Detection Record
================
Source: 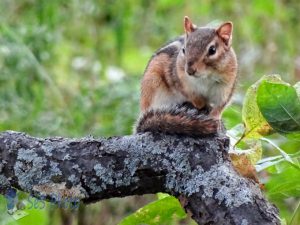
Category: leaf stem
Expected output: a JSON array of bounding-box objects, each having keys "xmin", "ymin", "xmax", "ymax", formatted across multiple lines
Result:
[{"xmin": 260, "ymin": 137, "xmax": 300, "ymax": 171}]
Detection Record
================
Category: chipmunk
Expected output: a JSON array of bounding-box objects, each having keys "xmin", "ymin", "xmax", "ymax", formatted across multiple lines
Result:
[{"xmin": 135, "ymin": 16, "xmax": 238, "ymax": 136}]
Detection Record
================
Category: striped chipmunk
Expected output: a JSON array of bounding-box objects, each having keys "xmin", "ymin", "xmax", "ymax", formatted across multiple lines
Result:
[{"xmin": 135, "ymin": 16, "xmax": 238, "ymax": 136}]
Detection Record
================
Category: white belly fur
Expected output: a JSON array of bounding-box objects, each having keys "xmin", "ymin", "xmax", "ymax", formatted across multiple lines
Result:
[
  {"xmin": 185, "ymin": 74, "xmax": 228, "ymax": 108},
  {"xmin": 151, "ymin": 74, "xmax": 229, "ymax": 110}
]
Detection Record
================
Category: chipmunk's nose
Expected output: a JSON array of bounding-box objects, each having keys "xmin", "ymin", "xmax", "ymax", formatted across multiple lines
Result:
[
  {"xmin": 186, "ymin": 61, "xmax": 196, "ymax": 76},
  {"xmin": 187, "ymin": 67, "xmax": 196, "ymax": 76}
]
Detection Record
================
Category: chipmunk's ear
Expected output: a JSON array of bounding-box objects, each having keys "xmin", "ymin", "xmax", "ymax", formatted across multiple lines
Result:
[
  {"xmin": 184, "ymin": 16, "xmax": 196, "ymax": 34},
  {"xmin": 217, "ymin": 22, "xmax": 233, "ymax": 47}
]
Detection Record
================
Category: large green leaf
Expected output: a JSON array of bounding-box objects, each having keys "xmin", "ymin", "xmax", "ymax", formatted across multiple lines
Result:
[
  {"xmin": 257, "ymin": 81, "xmax": 300, "ymax": 133},
  {"xmin": 242, "ymin": 75, "xmax": 279, "ymax": 139},
  {"xmin": 15, "ymin": 203, "xmax": 48, "ymax": 225},
  {"xmin": 118, "ymin": 196, "xmax": 186, "ymax": 225}
]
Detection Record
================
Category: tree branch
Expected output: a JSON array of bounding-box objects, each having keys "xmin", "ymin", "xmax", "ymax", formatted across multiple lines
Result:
[{"xmin": 0, "ymin": 131, "xmax": 280, "ymax": 224}]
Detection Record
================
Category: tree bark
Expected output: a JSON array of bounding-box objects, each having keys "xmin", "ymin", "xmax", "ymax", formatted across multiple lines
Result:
[{"xmin": 0, "ymin": 131, "xmax": 280, "ymax": 225}]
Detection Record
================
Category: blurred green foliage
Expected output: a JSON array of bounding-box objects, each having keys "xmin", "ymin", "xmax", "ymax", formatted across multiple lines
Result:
[
  {"xmin": 0, "ymin": 0, "xmax": 300, "ymax": 224},
  {"xmin": 118, "ymin": 195, "xmax": 186, "ymax": 225}
]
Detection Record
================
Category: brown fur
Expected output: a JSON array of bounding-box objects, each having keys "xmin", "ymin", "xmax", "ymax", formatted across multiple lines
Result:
[
  {"xmin": 137, "ymin": 16, "xmax": 238, "ymax": 136},
  {"xmin": 140, "ymin": 53, "xmax": 173, "ymax": 111},
  {"xmin": 135, "ymin": 105, "xmax": 218, "ymax": 136}
]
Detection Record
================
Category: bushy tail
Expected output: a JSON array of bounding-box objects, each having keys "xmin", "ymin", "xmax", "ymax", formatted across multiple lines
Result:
[{"xmin": 135, "ymin": 105, "xmax": 219, "ymax": 137}]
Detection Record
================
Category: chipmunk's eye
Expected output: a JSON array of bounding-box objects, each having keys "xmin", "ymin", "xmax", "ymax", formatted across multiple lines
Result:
[
  {"xmin": 208, "ymin": 45, "xmax": 216, "ymax": 56},
  {"xmin": 182, "ymin": 48, "xmax": 185, "ymax": 54}
]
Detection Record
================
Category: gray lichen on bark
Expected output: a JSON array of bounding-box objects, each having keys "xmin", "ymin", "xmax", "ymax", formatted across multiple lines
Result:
[{"xmin": 0, "ymin": 130, "xmax": 280, "ymax": 225}]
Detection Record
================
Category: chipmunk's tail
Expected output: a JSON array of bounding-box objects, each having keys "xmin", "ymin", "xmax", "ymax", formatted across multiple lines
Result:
[{"xmin": 135, "ymin": 105, "xmax": 219, "ymax": 137}]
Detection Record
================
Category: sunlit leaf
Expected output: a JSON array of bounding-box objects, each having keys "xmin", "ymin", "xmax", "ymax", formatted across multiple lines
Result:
[
  {"xmin": 0, "ymin": 194, "xmax": 48, "ymax": 225},
  {"xmin": 257, "ymin": 80, "xmax": 300, "ymax": 133},
  {"xmin": 242, "ymin": 75, "xmax": 280, "ymax": 139},
  {"xmin": 16, "ymin": 199, "xmax": 48, "ymax": 225},
  {"xmin": 118, "ymin": 196, "xmax": 186, "ymax": 225},
  {"xmin": 156, "ymin": 193, "xmax": 170, "ymax": 200}
]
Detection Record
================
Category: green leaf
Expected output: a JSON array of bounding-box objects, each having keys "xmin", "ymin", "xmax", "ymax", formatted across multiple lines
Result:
[
  {"xmin": 286, "ymin": 132, "xmax": 300, "ymax": 140},
  {"xmin": 118, "ymin": 196, "xmax": 186, "ymax": 225},
  {"xmin": 266, "ymin": 165, "xmax": 300, "ymax": 200},
  {"xmin": 223, "ymin": 105, "xmax": 243, "ymax": 130},
  {"xmin": 257, "ymin": 80, "xmax": 300, "ymax": 133},
  {"xmin": 242, "ymin": 75, "xmax": 279, "ymax": 139},
  {"xmin": 156, "ymin": 193, "xmax": 170, "ymax": 200},
  {"xmin": 15, "ymin": 199, "xmax": 48, "ymax": 225},
  {"xmin": 0, "ymin": 194, "xmax": 48, "ymax": 225}
]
